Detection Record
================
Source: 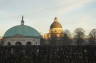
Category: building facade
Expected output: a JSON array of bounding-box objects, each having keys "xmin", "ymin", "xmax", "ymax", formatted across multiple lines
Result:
[
  {"xmin": 43, "ymin": 17, "xmax": 65, "ymax": 45},
  {"xmin": 43, "ymin": 17, "xmax": 64, "ymax": 39}
]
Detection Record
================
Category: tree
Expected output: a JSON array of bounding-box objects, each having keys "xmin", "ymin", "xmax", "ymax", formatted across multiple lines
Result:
[
  {"xmin": 63, "ymin": 30, "xmax": 72, "ymax": 45},
  {"xmin": 73, "ymin": 28, "xmax": 85, "ymax": 45},
  {"xmin": 89, "ymin": 29, "xmax": 96, "ymax": 45},
  {"xmin": 64, "ymin": 30, "xmax": 71, "ymax": 38}
]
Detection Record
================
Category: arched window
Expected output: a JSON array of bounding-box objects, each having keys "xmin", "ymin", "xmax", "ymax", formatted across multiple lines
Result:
[
  {"xmin": 26, "ymin": 42, "xmax": 32, "ymax": 45},
  {"xmin": 7, "ymin": 42, "xmax": 11, "ymax": 46},
  {"xmin": 15, "ymin": 42, "xmax": 22, "ymax": 45},
  {"xmin": 36, "ymin": 42, "xmax": 39, "ymax": 45}
]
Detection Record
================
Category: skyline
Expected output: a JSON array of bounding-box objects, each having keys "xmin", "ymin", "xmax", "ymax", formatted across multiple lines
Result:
[{"xmin": 0, "ymin": 0, "xmax": 96, "ymax": 37}]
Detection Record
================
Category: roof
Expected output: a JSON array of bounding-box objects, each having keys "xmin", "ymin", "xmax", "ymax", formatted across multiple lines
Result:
[
  {"xmin": 3, "ymin": 25, "xmax": 41, "ymax": 38},
  {"xmin": 50, "ymin": 17, "xmax": 62, "ymax": 29}
]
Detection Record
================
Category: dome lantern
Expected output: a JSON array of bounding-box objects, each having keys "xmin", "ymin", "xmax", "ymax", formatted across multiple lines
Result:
[
  {"xmin": 21, "ymin": 16, "xmax": 24, "ymax": 25},
  {"xmin": 54, "ymin": 17, "xmax": 59, "ymax": 22}
]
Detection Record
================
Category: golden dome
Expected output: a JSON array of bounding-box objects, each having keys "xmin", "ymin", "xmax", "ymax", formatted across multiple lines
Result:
[{"xmin": 50, "ymin": 17, "xmax": 62, "ymax": 29}]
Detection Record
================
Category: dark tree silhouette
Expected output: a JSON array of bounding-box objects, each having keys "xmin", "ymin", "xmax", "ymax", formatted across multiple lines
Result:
[
  {"xmin": 50, "ymin": 36, "xmax": 57, "ymax": 46},
  {"xmin": 64, "ymin": 30, "xmax": 71, "ymax": 38},
  {"xmin": 89, "ymin": 29, "xmax": 96, "ymax": 45},
  {"xmin": 74, "ymin": 28, "xmax": 85, "ymax": 45},
  {"xmin": 63, "ymin": 30, "xmax": 72, "ymax": 45},
  {"xmin": 40, "ymin": 37, "xmax": 46, "ymax": 45}
]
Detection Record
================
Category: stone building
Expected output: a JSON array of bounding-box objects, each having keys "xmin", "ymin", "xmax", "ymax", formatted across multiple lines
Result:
[
  {"xmin": 44, "ymin": 17, "xmax": 64, "ymax": 39},
  {"xmin": 2, "ymin": 16, "xmax": 41, "ymax": 45},
  {"xmin": 43, "ymin": 17, "xmax": 64, "ymax": 45}
]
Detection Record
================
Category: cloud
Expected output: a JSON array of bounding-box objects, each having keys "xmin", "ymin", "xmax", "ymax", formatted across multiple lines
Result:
[
  {"xmin": 78, "ymin": 16, "xmax": 96, "ymax": 28},
  {"xmin": 55, "ymin": 0, "xmax": 93, "ymax": 15},
  {"xmin": 66, "ymin": 15, "xmax": 96, "ymax": 34},
  {"xmin": 0, "ymin": 0, "xmax": 95, "ymax": 37}
]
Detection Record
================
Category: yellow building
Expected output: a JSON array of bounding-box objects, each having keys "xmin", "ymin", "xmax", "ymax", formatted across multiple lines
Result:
[{"xmin": 43, "ymin": 17, "xmax": 64, "ymax": 40}]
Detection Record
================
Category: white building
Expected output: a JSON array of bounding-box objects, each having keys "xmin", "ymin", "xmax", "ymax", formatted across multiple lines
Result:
[{"xmin": 2, "ymin": 16, "xmax": 41, "ymax": 46}]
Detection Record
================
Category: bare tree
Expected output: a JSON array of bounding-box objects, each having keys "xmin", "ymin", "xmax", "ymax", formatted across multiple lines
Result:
[
  {"xmin": 74, "ymin": 28, "xmax": 85, "ymax": 45},
  {"xmin": 64, "ymin": 30, "xmax": 71, "ymax": 38},
  {"xmin": 89, "ymin": 29, "xmax": 96, "ymax": 45},
  {"xmin": 63, "ymin": 30, "xmax": 72, "ymax": 45}
]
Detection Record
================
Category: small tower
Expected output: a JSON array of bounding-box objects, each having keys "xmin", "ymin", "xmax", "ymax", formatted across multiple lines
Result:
[{"xmin": 21, "ymin": 16, "xmax": 24, "ymax": 25}]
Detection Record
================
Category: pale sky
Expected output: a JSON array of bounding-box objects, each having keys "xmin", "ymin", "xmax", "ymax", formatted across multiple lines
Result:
[{"xmin": 0, "ymin": 0, "xmax": 96, "ymax": 37}]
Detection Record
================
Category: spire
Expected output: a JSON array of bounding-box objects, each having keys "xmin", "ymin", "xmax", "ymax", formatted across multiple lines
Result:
[
  {"xmin": 54, "ymin": 17, "xmax": 59, "ymax": 22},
  {"xmin": 21, "ymin": 16, "xmax": 24, "ymax": 25}
]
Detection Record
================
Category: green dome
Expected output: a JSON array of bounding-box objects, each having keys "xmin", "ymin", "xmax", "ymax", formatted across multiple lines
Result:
[{"xmin": 4, "ymin": 25, "xmax": 41, "ymax": 38}]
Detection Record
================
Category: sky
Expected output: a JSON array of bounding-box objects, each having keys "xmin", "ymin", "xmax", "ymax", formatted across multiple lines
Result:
[{"xmin": 0, "ymin": 0, "xmax": 96, "ymax": 37}]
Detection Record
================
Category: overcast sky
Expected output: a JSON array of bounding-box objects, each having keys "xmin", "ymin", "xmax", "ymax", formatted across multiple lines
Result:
[{"xmin": 0, "ymin": 0, "xmax": 96, "ymax": 37}]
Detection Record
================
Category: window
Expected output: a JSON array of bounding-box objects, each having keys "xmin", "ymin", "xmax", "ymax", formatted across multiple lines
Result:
[
  {"xmin": 15, "ymin": 42, "xmax": 22, "ymax": 45},
  {"xmin": 7, "ymin": 42, "xmax": 11, "ymax": 46},
  {"xmin": 26, "ymin": 42, "xmax": 32, "ymax": 45}
]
